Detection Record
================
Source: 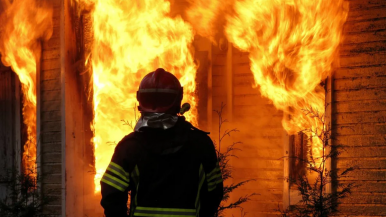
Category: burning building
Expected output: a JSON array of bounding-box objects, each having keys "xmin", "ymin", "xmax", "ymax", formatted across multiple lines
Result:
[{"xmin": 0, "ymin": 0, "xmax": 385, "ymax": 216}]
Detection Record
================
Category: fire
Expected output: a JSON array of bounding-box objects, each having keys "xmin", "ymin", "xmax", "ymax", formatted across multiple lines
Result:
[
  {"xmin": 0, "ymin": 0, "xmax": 52, "ymax": 174},
  {"xmin": 224, "ymin": 0, "xmax": 348, "ymax": 164},
  {"xmin": 86, "ymin": 0, "xmax": 347, "ymax": 191},
  {"xmin": 86, "ymin": 0, "xmax": 197, "ymax": 192},
  {"xmin": 188, "ymin": 0, "xmax": 348, "ymax": 165},
  {"xmin": 186, "ymin": 0, "xmax": 230, "ymax": 41}
]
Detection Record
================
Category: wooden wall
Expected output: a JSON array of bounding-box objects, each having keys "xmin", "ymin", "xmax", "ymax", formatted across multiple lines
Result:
[
  {"xmin": 40, "ymin": 0, "xmax": 95, "ymax": 216},
  {"xmin": 210, "ymin": 44, "xmax": 284, "ymax": 216},
  {"xmin": 333, "ymin": 0, "xmax": 386, "ymax": 215},
  {"xmin": 40, "ymin": 0, "xmax": 62, "ymax": 215},
  {"xmin": 231, "ymin": 50, "xmax": 284, "ymax": 217}
]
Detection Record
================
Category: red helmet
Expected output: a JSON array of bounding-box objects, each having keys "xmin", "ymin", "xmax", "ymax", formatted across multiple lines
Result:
[{"xmin": 137, "ymin": 68, "xmax": 183, "ymax": 113}]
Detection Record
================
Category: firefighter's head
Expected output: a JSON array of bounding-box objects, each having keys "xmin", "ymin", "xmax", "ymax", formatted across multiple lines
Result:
[{"xmin": 137, "ymin": 68, "xmax": 183, "ymax": 114}]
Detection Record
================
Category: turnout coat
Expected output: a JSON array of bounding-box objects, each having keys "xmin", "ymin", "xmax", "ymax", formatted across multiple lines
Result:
[{"xmin": 100, "ymin": 117, "xmax": 223, "ymax": 217}]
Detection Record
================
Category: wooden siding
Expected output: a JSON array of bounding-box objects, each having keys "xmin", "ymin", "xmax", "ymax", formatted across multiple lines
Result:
[
  {"xmin": 334, "ymin": 0, "xmax": 386, "ymax": 215},
  {"xmin": 229, "ymin": 48, "xmax": 284, "ymax": 216},
  {"xmin": 40, "ymin": 0, "xmax": 62, "ymax": 215}
]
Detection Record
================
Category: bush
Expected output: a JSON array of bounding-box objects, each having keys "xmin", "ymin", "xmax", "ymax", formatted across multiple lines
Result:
[
  {"xmin": 0, "ymin": 167, "xmax": 50, "ymax": 217},
  {"xmin": 279, "ymin": 108, "xmax": 356, "ymax": 217},
  {"xmin": 213, "ymin": 103, "xmax": 256, "ymax": 217}
]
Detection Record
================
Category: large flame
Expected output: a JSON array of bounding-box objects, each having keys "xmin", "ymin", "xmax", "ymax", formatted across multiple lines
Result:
[
  {"xmin": 189, "ymin": 0, "xmax": 348, "ymax": 165},
  {"xmin": 225, "ymin": 0, "xmax": 348, "ymax": 164},
  {"xmin": 87, "ymin": 0, "xmax": 347, "ymax": 192},
  {"xmin": 0, "ymin": 0, "xmax": 52, "ymax": 174},
  {"xmin": 87, "ymin": 0, "xmax": 197, "ymax": 192}
]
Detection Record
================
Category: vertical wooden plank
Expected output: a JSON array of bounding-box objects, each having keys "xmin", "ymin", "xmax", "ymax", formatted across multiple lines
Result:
[
  {"xmin": 325, "ymin": 76, "xmax": 333, "ymax": 194},
  {"xmin": 207, "ymin": 43, "xmax": 212, "ymax": 132},
  {"xmin": 81, "ymin": 11, "xmax": 100, "ymax": 217},
  {"xmin": 36, "ymin": 43, "xmax": 42, "ymax": 189},
  {"xmin": 60, "ymin": 0, "xmax": 66, "ymax": 215},
  {"xmin": 207, "ymin": 43, "xmax": 213, "ymax": 132},
  {"xmin": 283, "ymin": 114, "xmax": 290, "ymax": 209},
  {"xmin": 62, "ymin": 0, "xmax": 96, "ymax": 215},
  {"xmin": 226, "ymin": 42, "xmax": 233, "ymax": 122},
  {"xmin": 14, "ymin": 75, "xmax": 22, "ymax": 174}
]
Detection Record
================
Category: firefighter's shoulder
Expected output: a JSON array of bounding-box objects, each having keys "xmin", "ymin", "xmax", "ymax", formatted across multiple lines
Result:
[
  {"xmin": 184, "ymin": 121, "xmax": 210, "ymax": 135},
  {"xmin": 114, "ymin": 132, "xmax": 141, "ymax": 153},
  {"xmin": 184, "ymin": 122, "xmax": 213, "ymax": 146}
]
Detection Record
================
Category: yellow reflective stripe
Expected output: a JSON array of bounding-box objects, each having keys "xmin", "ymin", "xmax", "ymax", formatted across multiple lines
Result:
[
  {"xmin": 208, "ymin": 177, "xmax": 223, "ymax": 186},
  {"xmin": 208, "ymin": 185, "xmax": 216, "ymax": 192},
  {"xmin": 107, "ymin": 167, "xmax": 129, "ymax": 182},
  {"xmin": 136, "ymin": 207, "xmax": 196, "ymax": 212},
  {"xmin": 207, "ymin": 172, "xmax": 221, "ymax": 182},
  {"xmin": 207, "ymin": 164, "xmax": 220, "ymax": 177},
  {"xmin": 208, "ymin": 179, "xmax": 223, "ymax": 192},
  {"xmin": 110, "ymin": 162, "xmax": 130, "ymax": 177},
  {"xmin": 134, "ymin": 165, "xmax": 139, "ymax": 176},
  {"xmin": 104, "ymin": 173, "xmax": 129, "ymax": 188},
  {"xmin": 101, "ymin": 178, "xmax": 125, "ymax": 192},
  {"xmin": 134, "ymin": 214, "xmax": 195, "ymax": 217},
  {"xmin": 131, "ymin": 165, "xmax": 140, "ymax": 206},
  {"xmin": 195, "ymin": 164, "xmax": 205, "ymax": 208},
  {"xmin": 134, "ymin": 206, "xmax": 196, "ymax": 217},
  {"xmin": 196, "ymin": 203, "xmax": 200, "ymax": 216}
]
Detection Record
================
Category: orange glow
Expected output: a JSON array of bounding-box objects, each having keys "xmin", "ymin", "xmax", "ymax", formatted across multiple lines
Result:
[
  {"xmin": 86, "ymin": 0, "xmax": 348, "ymax": 192},
  {"xmin": 188, "ymin": 0, "xmax": 348, "ymax": 165},
  {"xmin": 86, "ymin": 0, "xmax": 197, "ymax": 192},
  {"xmin": 186, "ymin": 0, "xmax": 232, "ymax": 41},
  {"xmin": 0, "ymin": 0, "xmax": 52, "ymax": 174},
  {"xmin": 224, "ymin": 0, "xmax": 348, "ymax": 165}
]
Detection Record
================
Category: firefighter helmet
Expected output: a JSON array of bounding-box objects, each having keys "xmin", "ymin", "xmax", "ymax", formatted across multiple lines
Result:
[{"xmin": 137, "ymin": 68, "xmax": 183, "ymax": 113}]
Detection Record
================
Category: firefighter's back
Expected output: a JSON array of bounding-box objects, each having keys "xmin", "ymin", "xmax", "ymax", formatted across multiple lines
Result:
[{"xmin": 120, "ymin": 119, "xmax": 210, "ymax": 215}]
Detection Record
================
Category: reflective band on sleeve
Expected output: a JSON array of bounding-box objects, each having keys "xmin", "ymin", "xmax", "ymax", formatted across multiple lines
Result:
[
  {"xmin": 101, "ymin": 178, "xmax": 126, "ymax": 192},
  {"xmin": 195, "ymin": 164, "xmax": 205, "ymax": 209},
  {"xmin": 131, "ymin": 165, "xmax": 140, "ymax": 207},
  {"xmin": 208, "ymin": 177, "xmax": 223, "ymax": 192},
  {"xmin": 131, "ymin": 165, "xmax": 139, "ymax": 184},
  {"xmin": 110, "ymin": 162, "xmax": 130, "ymax": 179},
  {"xmin": 208, "ymin": 175, "xmax": 223, "ymax": 187},
  {"xmin": 101, "ymin": 173, "xmax": 129, "ymax": 192},
  {"xmin": 107, "ymin": 167, "xmax": 130, "ymax": 182},
  {"xmin": 134, "ymin": 206, "xmax": 196, "ymax": 217},
  {"xmin": 207, "ymin": 165, "xmax": 220, "ymax": 178},
  {"xmin": 207, "ymin": 165, "xmax": 222, "ymax": 192},
  {"xmin": 207, "ymin": 172, "xmax": 221, "ymax": 182}
]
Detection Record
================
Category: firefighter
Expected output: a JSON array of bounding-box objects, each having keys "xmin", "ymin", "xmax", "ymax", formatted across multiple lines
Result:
[{"xmin": 100, "ymin": 68, "xmax": 223, "ymax": 217}]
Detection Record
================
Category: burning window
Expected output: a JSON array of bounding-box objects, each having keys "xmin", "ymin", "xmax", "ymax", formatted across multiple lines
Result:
[
  {"xmin": 0, "ymin": 0, "xmax": 53, "ymax": 176},
  {"xmin": 290, "ymin": 132, "xmax": 308, "ymax": 181},
  {"xmin": 0, "ymin": 63, "xmax": 22, "ymax": 179}
]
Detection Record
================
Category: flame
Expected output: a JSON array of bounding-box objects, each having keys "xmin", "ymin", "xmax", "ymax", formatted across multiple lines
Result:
[
  {"xmin": 186, "ymin": 0, "xmax": 232, "ymax": 41},
  {"xmin": 0, "ymin": 0, "xmax": 52, "ymax": 174},
  {"xmin": 86, "ymin": 0, "xmax": 197, "ymax": 192},
  {"xmin": 87, "ymin": 0, "xmax": 347, "ymax": 192},
  {"xmin": 224, "ymin": 0, "xmax": 348, "ymax": 165},
  {"xmin": 187, "ymin": 0, "xmax": 348, "ymax": 165}
]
